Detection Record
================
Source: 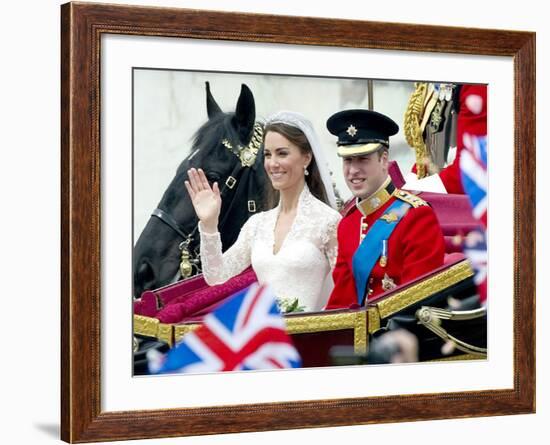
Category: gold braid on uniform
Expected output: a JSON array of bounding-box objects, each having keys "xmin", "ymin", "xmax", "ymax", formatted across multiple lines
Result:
[
  {"xmin": 394, "ymin": 189, "xmax": 428, "ymax": 208},
  {"xmin": 404, "ymin": 82, "xmax": 429, "ymax": 179}
]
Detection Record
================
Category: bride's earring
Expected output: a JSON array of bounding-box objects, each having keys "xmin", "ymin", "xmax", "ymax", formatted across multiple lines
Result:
[{"xmin": 304, "ymin": 165, "xmax": 309, "ymax": 176}]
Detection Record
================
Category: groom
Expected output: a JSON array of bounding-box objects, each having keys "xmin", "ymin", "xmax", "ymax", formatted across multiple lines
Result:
[{"xmin": 325, "ymin": 109, "xmax": 445, "ymax": 309}]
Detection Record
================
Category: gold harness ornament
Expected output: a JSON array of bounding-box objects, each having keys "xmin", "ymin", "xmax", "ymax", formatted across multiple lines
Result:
[
  {"xmin": 222, "ymin": 122, "xmax": 264, "ymax": 168},
  {"xmin": 179, "ymin": 245, "xmax": 193, "ymax": 278},
  {"xmin": 179, "ymin": 238, "xmax": 200, "ymax": 279}
]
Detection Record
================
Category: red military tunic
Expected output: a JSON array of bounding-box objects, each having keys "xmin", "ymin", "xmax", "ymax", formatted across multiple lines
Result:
[{"xmin": 326, "ymin": 182, "xmax": 445, "ymax": 309}]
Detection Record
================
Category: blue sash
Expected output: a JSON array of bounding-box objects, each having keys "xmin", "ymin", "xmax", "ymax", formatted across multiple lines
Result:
[{"xmin": 352, "ymin": 200, "xmax": 411, "ymax": 305}]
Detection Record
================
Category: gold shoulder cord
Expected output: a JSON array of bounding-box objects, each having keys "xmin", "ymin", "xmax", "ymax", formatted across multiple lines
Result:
[
  {"xmin": 404, "ymin": 82, "xmax": 429, "ymax": 179},
  {"xmin": 394, "ymin": 189, "xmax": 428, "ymax": 208}
]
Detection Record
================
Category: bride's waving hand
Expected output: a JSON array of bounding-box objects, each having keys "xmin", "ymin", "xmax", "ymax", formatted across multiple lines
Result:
[{"xmin": 184, "ymin": 167, "xmax": 221, "ymax": 233}]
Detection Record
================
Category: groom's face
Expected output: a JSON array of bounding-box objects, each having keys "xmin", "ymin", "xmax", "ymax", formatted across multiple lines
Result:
[{"xmin": 342, "ymin": 150, "xmax": 389, "ymax": 199}]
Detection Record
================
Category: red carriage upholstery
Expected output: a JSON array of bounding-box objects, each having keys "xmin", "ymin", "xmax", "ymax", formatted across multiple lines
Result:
[{"xmin": 134, "ymin": 267, "xmax": 258, "ymax": 320}]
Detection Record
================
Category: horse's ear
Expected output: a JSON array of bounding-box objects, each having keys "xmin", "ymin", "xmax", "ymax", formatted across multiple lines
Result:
[
  {"xmin": 206, "ymin": 81, "xmax": 222, "ymax": 119},
  {"xmin": 234, "ymin": 84, "xmax": 256, "ymax": 143}
]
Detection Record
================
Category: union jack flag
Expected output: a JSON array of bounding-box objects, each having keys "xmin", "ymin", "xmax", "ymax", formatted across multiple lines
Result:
[
  {"xmin": 148, "ymin": 283, "xmax": 301, "ymax": 374},
  {"xmin": 463, "ymin": 229, "xmax": 487, "ymax": 304},
  {"xmin": 460, "ymin": 133, "xmax": 488, "ymax": 227}
]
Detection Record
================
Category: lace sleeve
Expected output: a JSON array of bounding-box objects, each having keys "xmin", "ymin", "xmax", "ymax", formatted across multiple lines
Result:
[
  {"xmin": 199, "ymin": 215, "xmax": 256, "ymax": 285},
  {"xmin": 322, "ymin": 213, "xmax": 341, "ymax": 270}
]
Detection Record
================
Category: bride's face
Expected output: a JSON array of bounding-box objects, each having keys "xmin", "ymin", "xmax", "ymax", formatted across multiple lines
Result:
[{"xmin": 263, "ymin": 131, "xmax": 311, "ymax": 192}]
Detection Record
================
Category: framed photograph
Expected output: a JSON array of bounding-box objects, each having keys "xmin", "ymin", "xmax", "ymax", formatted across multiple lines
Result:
[
  {"xmin": 131, "ymin": 69, "xmax": 487, "ymax": 371},
  {"xmin": 61, "ymin": 1, "xmax": 535, "ymax": 442}
]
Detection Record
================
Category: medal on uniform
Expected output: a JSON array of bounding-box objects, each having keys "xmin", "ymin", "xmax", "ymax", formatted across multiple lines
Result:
[
  {"xmin": 381, "ymin": 273, "xmax": 396, "ymax": 291},
  {"xmin": 379, "ymin": 239, "xmax": 388, "ymax": 267},
  {"xmin": 360, "ymin": 216, "xmax": 368, "ymax": 242}
]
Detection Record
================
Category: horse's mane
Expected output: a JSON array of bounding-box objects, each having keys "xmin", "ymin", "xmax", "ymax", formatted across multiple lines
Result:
[{"xmin": 186, "ymin": 113, "xmax": 240, "ymax": 166}]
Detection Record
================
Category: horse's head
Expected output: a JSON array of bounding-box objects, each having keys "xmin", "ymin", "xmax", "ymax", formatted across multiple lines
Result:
[{"xmin": 133, "ymin": 82, "xmax": 267, "ymax": 298}]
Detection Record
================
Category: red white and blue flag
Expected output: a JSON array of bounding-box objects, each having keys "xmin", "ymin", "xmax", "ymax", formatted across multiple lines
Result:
[
  {"xmin": 148, "ymin": 283, "xmax": 301, "ymax": 374},
  {"xmin": 460, "ymin": 133, "xmax": 488, "ymax": 228},
  {"xmin": 463, "ymin": 229, "xmax": 488, "ymax": 303},
  {"xmin": 459, "ymin": 132, "xmax": 488, "ymax": 304}
]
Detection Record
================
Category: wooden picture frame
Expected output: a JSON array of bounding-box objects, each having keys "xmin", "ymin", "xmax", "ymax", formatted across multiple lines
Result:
[{"xmin": 61, "ymin": 1, "xmax": 535, "ymax": 442}]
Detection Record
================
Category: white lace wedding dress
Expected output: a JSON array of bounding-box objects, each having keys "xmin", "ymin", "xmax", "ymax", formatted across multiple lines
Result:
[{"xmin": 199, "ymin": 185, "xmax": 341, "ymax": 312}]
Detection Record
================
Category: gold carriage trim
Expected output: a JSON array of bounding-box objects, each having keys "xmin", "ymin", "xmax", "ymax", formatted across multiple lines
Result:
[
  {"xmin": 367, "ymin": 307, "xmax": 381, "ymax": 334},
  {"xmin": 173, "ymin": 310, "xmax": 369, "ymax": 354},
  {"xmin": 370, "ymin": 260, "xmax": 474, "ymax": 321},
  {"xmin": 157, "ymin": 323, "xmax": 174, "ymax": 346},
  {"xmin": 134, "ymin": 315, "xmax": 159, "ymax": 338},
  {"xmin": 416, "ymin": 306, "xmax": 487, "ymax": 357},
  {"xmin": 174, "ymin": 323, "xmax": 200, "ymax": 343},
  {"xmin": 429, "ymin": 353, "xmax": 486, "ymax": 362},
  {"xmin": 134, "ymin": 315, "xmax": 174, "ymax": 346},
  {"xmin": 285, "ymin": 310, "xmax": 368, "ymax": 354}
]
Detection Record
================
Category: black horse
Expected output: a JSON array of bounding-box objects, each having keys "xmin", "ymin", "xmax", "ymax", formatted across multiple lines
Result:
[{"xmin": 133, "ymin": 82, "xmax": 268, "ymax": 299}]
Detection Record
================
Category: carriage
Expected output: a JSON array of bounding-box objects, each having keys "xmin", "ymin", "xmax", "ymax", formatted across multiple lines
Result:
[
  {"xmin": 133, "ymin": 189, "xmax": 487, "ymax": 371},
  {"xmin": 132, "ymin": 82, "xmax": 487, "ymax": 373}
]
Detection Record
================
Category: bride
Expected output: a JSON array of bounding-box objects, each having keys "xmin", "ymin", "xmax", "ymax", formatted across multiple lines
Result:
[{"xmin": 185, "ymin": 111, "xmax": 341, "ymax": 312}]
